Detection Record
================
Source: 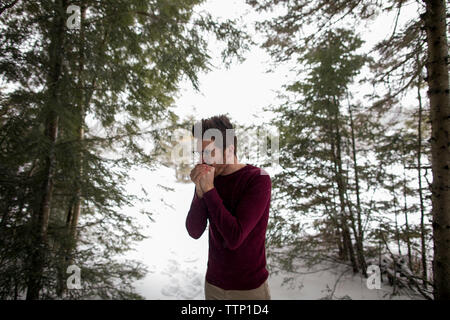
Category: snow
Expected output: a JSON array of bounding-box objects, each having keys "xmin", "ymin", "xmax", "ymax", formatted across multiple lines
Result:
[{"xmin": 121, "ymin": 165, "xmax": 419, "ymax": 300}]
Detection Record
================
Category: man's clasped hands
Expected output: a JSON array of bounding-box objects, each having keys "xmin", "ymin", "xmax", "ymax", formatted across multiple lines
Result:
[{"xmin": 189, "ymin": 164, "xmax": 215, "ymax": 198}]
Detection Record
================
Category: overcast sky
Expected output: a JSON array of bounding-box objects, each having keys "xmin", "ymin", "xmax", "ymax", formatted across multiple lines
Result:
[{"xmin": 173, "ymin": 0, "xmax": 422, "ymax": 129}]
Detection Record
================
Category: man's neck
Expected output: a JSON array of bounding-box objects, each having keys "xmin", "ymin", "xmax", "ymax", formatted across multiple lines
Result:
[{"xmin": 220, "ymin": 162, "xmax": 246, "ymax": 176}]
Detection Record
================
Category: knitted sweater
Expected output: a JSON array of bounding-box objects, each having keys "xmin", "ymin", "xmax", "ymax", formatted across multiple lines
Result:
[{"xmin": 186, "ymin": 164, "xmax": 271, "ymax": 290}]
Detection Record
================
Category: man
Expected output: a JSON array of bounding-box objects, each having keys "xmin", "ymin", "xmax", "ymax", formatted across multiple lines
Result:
[{"xmin": 185, "ymin": 114, "xmax": 272, "ymax": 300}]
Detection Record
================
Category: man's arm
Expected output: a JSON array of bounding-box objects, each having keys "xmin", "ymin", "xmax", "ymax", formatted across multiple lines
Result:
[
  {"xmin": 186, "ymin": 165, "xmax": 212, "ymax": 239},
  {"xmin": 201, "ymin": 173, "xmax": 271, "ymax": 250},
  {"xmin": 186, "ymin": 186, "xmax": 209, "ymax": 239}
]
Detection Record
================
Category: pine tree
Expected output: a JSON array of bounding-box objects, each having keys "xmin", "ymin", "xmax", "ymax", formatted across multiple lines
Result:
[
  {"xmin": 262, "ymin": 28, "xmax": 369, "ymax": 273},
  {"xmin": 0, "ymin": 0, "xmax": 251, "ymax": 299},
  {"xmin": 247, "ymin": 0, "xmax": 448, "ymax": 300}
]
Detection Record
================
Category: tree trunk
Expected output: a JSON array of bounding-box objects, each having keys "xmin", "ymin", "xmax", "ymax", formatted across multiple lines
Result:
[
  {"xmin": 401, "ymin": 137, "xmax": 413, "ymax": 271},
  {"xmin": 422, "ymin": 0, "xmax": 450, "ymax": 300},
  {"xmin": 331, "ymin": 185, "xmax": 347, "ymax": 260},
  {"xmin": 69, "ymin": 2, "xmax": 86, "ymax": 246},
  {"xmin": 56, "ymin": 200, "xmax": 75, "ymax": 298},
  {"xmin": 26, "ymin": 0, "xmax": 66, "ymax": 300},
  {"xmin": 331, "ymin": 101, "xmax": 358, "ymax": 273},
  {"xmin": 57, "ymin": 4, "xmax": 87, "ymax": 298},
  {"xmin": 391, "ymin": 175, "xmax": 402, "ymax": 256},
  {"xmin": 336, "ymin": 227, "xmax": 345, "ymax": 260},
  {"xmin": 416, "ymin": 53, "xmax": 428, "ymax": 287},
  {"xmin": 348, "ymin": 102, "xmax": 368, "ymax": 277}
]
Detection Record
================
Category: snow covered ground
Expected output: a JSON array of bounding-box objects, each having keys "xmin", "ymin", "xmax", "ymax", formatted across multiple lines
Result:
[{"xmin": 122, "ymin": 166, "xmax": 418, "ymax": 300}]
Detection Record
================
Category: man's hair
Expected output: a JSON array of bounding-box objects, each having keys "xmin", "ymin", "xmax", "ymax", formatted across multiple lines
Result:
[{"xmin": 191, "ymin": 114, "xmax": 237, "ymax": 157}]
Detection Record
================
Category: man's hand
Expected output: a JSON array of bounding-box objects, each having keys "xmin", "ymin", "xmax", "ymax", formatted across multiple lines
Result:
[
  {"xmin": 198, "ymin": 165, "xmax": 215, "ymax": 194},
  {"xmin": 190, "ymin": 164, "xmax": 212, "ymax": 198}
]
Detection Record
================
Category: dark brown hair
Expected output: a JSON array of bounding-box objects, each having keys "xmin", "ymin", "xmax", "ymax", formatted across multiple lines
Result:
[{"xmin": 191, "ymin": 114, "xmax": 237, "ymax": 157}]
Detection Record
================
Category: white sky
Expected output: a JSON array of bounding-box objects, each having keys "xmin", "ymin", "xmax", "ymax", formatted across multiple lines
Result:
[{"xmin": 173, "ymin": 0, "xmax": 423, "ymax": 128}]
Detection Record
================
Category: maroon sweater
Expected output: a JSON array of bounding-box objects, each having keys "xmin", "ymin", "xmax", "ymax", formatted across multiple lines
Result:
[{"xmin": 185, "ymin": 164, "xmax": 271, "ymax": 290}]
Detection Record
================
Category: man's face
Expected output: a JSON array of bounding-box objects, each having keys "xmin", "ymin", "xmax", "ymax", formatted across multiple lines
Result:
[{"xmin": 195, "ymin": 139, "xmax": 227, "ymax": 176}]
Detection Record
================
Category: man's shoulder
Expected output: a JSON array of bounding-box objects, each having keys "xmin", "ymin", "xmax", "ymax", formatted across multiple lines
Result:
[
  {"xmin": 245, "ymin": 164, "xmax": 271, "ymax": 185},
  {"xmin": 246, "ymin": 164, "xmax": 270, "ymax": 177}
]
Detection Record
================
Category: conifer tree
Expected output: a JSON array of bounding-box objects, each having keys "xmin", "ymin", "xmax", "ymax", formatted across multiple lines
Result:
[
  {"xmin": 0, "ymin": 0, "xmax": 250, "ymax": 299},
  {"xmin": 247, "ymin": 0, "xmax": 448, "ymax": 299},
  {"xmin": 262, "ymin": 28, "xmax": 369, "ymax": 273}
]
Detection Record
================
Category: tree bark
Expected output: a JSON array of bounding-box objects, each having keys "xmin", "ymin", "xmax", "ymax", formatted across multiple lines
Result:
[
  {"xmin": 416, "ymin": 53, "xmax": 428, "ymax": 287},
  {"xmin": 390, "ymin": 174, "xmax": 402, "ymax": 256},
  {"xmin": 401, "ymin": 137, "xmax": 413, "ymax": 271},
  {"xmin": 69, "ymin": 2, "xmax": 86, "ymax": 245},
  {"xmin": 56, "ymin": 4, "xmax": 87, "ymax": 298},
  {"xmin": 422, "ymin": 0, "xmax": 450, "ymax": 300},
  {"xmin": 348, "ymin": 102, "xmax": 368, "ymax": 277},
  {"xmin": 331, "ymin": 100, "xmax": 358, "ymax": 273},
  {"xmin": 26, "ymin": 0, "xmax": 66, "ymax": 300},
  {"xmin": 331, "ymin": 185, "xmax": 347, "ymax": 260}
]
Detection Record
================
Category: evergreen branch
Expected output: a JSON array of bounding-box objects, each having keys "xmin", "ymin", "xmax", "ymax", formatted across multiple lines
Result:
[
  {"xmin": 55, "ymin": 129, "xmax": 160, "ymax": 147},
  {"xmin": 0, "ymin": 0, "xmax": 19, "ymax": 16}
]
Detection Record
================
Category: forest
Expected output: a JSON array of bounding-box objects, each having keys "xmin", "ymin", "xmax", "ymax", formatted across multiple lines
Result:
[{"xmin": 0, "ymin": 0, "xmax": 448, "ymax": 300}]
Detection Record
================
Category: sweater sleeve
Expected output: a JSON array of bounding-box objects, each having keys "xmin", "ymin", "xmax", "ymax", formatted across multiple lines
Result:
[
  {"xmin": 202, "ymin": 173, "xmax": 271, "ymax": 250},
  {"xmin": 185, "ymin": 187, "xmax": 209, "ymax": 239}
]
